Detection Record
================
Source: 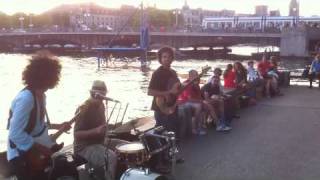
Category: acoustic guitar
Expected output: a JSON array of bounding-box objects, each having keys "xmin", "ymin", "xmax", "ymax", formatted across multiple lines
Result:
[
  {"xmin": 155, "ymin": 66, "xmax": 211, "ymax": 115},
  {"xmin": 26, "ymin": 110, "xmax": 82, "ymax": 174}
]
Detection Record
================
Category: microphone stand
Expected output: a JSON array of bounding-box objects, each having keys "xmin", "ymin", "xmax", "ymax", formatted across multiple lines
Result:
[
  {"xmin": 119, "ymin": 103, "xmax": 129, "ymax": 128},
  {"xmin": 104, "ymin": 100, "xmax": 119, "ymax": 178},
  {"xmin": 114, "ymin": 103, "xmax": 122, "ymax": 128}
]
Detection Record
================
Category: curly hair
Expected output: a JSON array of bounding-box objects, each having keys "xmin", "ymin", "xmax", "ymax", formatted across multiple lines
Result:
[
  {"xmin": 157, "ymin": 46, "xmax": 174, "ymax": 63},
  {"xmin": 22, "ymin": 51, "xmax": 62, "ymax": 90}
]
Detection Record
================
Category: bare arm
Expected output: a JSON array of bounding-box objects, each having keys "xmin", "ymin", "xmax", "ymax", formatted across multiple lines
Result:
[{"xmin": 75, "ymin": 124, "xmax": 106, "ymax": 141}]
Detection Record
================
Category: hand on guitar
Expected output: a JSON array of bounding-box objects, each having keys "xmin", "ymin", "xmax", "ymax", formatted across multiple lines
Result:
[
  {"xmin": 59, "ymin": 121, "xmax": 72, "ymax": 132},
  {"xmin": 167, "ymin": 82, "xmax": 180, "ymax": 95}
]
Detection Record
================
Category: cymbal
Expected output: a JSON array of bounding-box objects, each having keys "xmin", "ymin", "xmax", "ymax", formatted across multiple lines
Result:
[{"xmin": 113, "ymin": 116, "xmax": 155, "ymax": 134}]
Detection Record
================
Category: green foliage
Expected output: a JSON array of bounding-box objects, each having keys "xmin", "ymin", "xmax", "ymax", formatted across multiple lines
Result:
[{"xmin": 0, "ymin": 12, "xmax": 10, "ymax": 28}]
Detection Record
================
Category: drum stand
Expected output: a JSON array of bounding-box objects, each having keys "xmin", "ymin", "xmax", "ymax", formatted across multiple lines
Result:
[{"xmin": 166, "ymin": 131, "xmax": 177, "ymax": 178}]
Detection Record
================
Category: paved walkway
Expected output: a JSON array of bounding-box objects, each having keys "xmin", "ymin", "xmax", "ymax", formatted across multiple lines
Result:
[
  {"xmin": 2, "ymin": 86, "xmax": 320, "ymax": 180},
  {"xmin": 175, "ymin": 86, "xmax": 320, "ymax": 180}
]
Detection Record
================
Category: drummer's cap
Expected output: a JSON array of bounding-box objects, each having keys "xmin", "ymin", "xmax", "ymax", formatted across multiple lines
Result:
[{"xmin": 90, "ymin": 80, "xmax": 107, "ymax": 95}]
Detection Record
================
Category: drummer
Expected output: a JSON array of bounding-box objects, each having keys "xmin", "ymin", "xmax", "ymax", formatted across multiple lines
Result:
[{"xmin": 73, "ymin": 80, "xmax": 128, "ymax": 180}]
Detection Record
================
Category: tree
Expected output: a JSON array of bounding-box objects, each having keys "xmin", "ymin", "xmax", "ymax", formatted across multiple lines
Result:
[{"xmin": 0, "ymin": 12, "xmax": 10, "ymax": 29}]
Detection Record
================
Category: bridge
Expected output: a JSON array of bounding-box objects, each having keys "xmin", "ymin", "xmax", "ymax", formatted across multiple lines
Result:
[
  {"xmin": 0, "ymin": 27, "xmax": 319, "ymax": 57},
  {"xmin": 0, "ymin": 31, "xmax": 280, "ymax": 50}
]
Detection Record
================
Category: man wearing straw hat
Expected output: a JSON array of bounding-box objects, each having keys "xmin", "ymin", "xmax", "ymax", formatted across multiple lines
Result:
[{"xmin": 73, "ymin": 80, "xmax": 126, "ymax": 180}]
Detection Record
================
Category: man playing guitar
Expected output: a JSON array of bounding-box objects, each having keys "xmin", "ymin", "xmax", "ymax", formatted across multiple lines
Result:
[
  {"xmin": 7, "ymin": 52, "xmax": 71, "ymax": 180},
  {"xmin": 147, "ymin": 47, "xmax": 181, "ymax": 173},
  {"xmin": 148, "ymin": 46, "xmax": 180, "ymax": 134}
]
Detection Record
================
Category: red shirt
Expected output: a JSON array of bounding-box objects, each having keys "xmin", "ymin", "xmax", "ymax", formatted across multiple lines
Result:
[
  {"xmin": 178, "ymin": 80, "xmax": 202, "ymax": 104},
  {"xmin": 258, "ymin": 61, "xmax": 271, "ymax": 76},
  {"xmin": 223, "ymin": 70, "xmax": 236, "ymax": 88}
]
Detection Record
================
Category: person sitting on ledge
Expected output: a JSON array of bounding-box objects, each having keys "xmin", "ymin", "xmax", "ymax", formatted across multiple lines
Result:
[
  {"xmin": 308, "ymin": 54, "xmax": 320, "ymax": 88},
  {"xmin": 201, "ymin": 75, "xmax": 232, "ymax": 132}
]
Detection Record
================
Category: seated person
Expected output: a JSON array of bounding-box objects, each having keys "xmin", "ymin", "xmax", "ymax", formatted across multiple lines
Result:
[
  {"xmin": 201, "ymin": 75, "xmax": 232, "ymax": 132},
  {"xmin": 207, "ymin": 67, "xmax": 223, "ymax": 85},
  {"xmin": 234, "ymin": 62, "xmax": 248, "ymax": 89},
  {"xmin": 73, "ymin": 80, "xmax": 128, "ymax": 180},
  {"xmin": 223, "ymin": 64, "xmax": 236, "ymax": 89},
  {"xmin": 178, "ymin": 70, "xmax": 218, "ymax": 135},
  {"xmin": 308, "ymin": 54, "xmax": 320, "ymax": 88},
  {"xmin": 247, "ymin": 61, "xmax": 263, "ymax": 103},
  {"xmin": 268, "ymin": 56, "xmax": 282, "ymax": 95}
]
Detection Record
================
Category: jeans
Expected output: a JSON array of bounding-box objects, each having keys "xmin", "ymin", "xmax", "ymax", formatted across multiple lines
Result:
[
  {"xmin": 309, "ymin": 72, "xmax": 320, "ymax": 87},
  {"xmin": 154, "ymin": 110, "xmax": 179, "ymax": 134}
]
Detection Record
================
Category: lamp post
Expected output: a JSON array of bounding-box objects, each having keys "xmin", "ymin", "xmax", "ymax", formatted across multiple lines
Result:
[
  {"xmin": 28, "ymin": 14, "xmax": 33, "ymax": 32},
  {"xmin": 19, "ymin": 16, "xmax": 24, "ymax": 30},
  {"xmin": 173, "ymin": 9, "xmax": 181, "ymax": 28}
]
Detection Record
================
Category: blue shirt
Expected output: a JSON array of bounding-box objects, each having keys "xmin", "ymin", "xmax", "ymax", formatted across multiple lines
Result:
[
  {"xmin": 311, "ymin": 59, "xmax": 320, "ymax": 73},
  {"xmin": 7, "ymin": 89, "xmax": 46, "ymax": 161}
]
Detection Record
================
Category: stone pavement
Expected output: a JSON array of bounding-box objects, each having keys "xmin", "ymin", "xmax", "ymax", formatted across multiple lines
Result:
[{"xmin": 175, "ymin": 86, "xmax": 320, "ymax": 180}]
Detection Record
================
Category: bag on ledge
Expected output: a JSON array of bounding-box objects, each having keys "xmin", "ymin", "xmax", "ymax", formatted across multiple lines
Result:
[{"xmin": 0, "ymin": 151, "xmax": 14, "ymax": 178}]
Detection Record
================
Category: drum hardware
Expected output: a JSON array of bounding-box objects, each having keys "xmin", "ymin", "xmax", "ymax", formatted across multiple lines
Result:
[
  {"xmin": 120, "ymin": 168, "xmax": 167, "ymax": 180},
  {"xmin": 166, "ymin": 131, "xmax": 177, "ymax": 177}
]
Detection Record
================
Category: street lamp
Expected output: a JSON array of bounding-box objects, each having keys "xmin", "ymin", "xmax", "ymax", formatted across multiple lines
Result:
[
  {"xmin": 173, "ymin": 9, "xmax": 181, "ymax": 28},
  {"xmin": 28, "ymin": 14, "xmax": 33, "ymax": 32},
  {"xmin": 19, "ymin": 16, "xmax": 25, "ymax": 30},
  {"xmin": 54, "ymin": 24, "xmax": 59, "ymax": 32}
]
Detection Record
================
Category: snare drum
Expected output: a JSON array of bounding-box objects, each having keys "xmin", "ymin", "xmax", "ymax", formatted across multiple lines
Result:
[
  {"xmin": 141, "ymin": 129, "xmax": 170, "ymax": 155},
  {"xmin": 116, "ymin": 142, "xmax": 148, "ymax": 165},
  {"xmin": 120, "ymin": 168, "xmax": 167, "ymax": 180}
]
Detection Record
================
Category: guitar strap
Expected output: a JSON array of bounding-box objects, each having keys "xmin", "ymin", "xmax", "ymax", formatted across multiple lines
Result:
[{"xmin": 7, "ymin": 87, "xmax": 48, "ymax": 152}]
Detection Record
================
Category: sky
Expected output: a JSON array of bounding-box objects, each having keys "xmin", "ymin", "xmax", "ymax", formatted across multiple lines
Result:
[{"xmin": 0, "ymin": 0, "xmax": 319, "ymax": 16}]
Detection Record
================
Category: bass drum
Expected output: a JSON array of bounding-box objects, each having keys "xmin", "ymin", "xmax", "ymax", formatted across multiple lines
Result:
[{"xmin": 120, "ymin": 168, "xmax": 167, "ymax": 180}]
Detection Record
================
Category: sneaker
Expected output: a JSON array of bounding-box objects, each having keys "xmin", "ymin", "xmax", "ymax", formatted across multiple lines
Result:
[
  {"xmin": 216, "ymin": 126, "xmax": 224, "ymax": 131},
  {"xmin": 222, "ymin": 126, "xmax": 232, "ymax": 131}
]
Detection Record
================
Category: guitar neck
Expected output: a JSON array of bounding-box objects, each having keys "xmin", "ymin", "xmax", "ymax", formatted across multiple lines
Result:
[
  {"xmin": 50, "ymin": 111, "xmax": 80, "ymax": 141},
  {"xmin": 177, "ymin": 72, "xmax": 206, "ymax": 96}
]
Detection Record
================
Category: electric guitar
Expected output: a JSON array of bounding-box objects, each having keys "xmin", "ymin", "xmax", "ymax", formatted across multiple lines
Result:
[
  {"xmin": 155, "ymin": 66, "xmax": 211, "ymax": 115},
  {"xmin": 26, "ymin": 110, "xmax": 82, "ymax": 174}
]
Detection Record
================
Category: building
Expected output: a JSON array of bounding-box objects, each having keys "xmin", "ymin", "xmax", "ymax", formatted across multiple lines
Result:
[
  {"xmin": 48, "ymin": 3, "xmax": 137, "ymax": 31},
  {"xmin": 289, "ymin": 0, "xmax": 299, "ymax": 16},
  {"xmin": 181, "ymin": 0, "xmax": 235, "ymax": 28},
  {"xmin": 270, "ymin": 10, "xmax": 281, "ymax": 17},
  {"xmin": 255, "ymin": 5, "xmax": 268, "ymax": 16}
]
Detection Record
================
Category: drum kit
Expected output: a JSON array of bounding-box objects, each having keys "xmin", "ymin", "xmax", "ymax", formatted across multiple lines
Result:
[
  {"xmin": 115, "ymin": 126, "xmax": 179, "ymax": 180},
  {"xmin": 97, "ymin": 99, "xmax": 181, "ymax": 180}
]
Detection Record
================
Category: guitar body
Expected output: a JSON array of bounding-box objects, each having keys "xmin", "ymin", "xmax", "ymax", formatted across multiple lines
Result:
[
  {"xmin": 156, "ymin": 82, "xmax": 180, "ymax": 115},
  {"xmin": 155, "ymin": 96, "xmax": 177, "ymax": 115},
  {"xmin": 25, "ymin": 146, "xmax": 51, "ymax": 175},
  {"xmin": 25, "ymin": 111, "xmax": 82, "ymax": 175}
]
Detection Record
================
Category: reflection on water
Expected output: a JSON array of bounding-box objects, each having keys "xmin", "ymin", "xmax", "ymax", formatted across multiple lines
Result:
[{"xmin": 0, "ymin": 53, "xmax": 310, "ymax": 150}]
